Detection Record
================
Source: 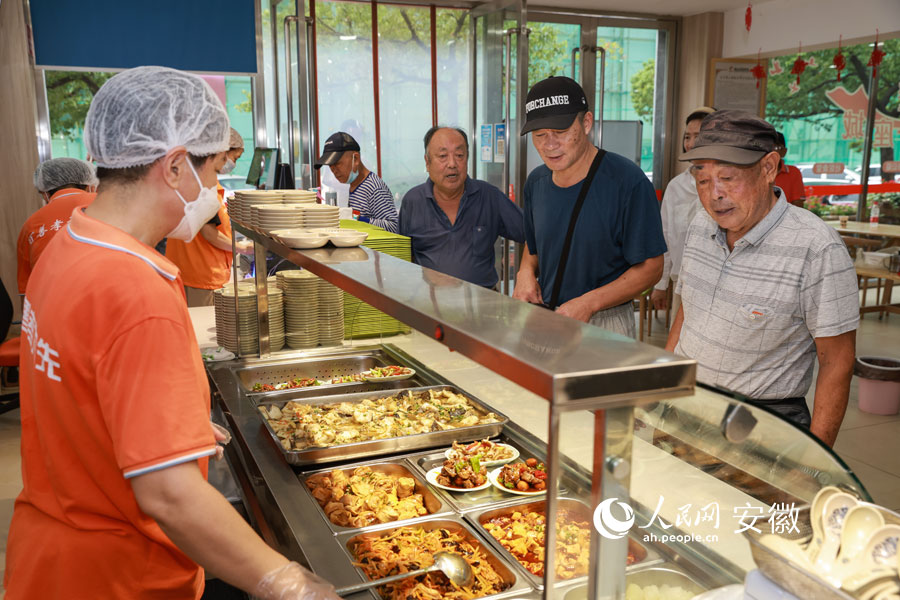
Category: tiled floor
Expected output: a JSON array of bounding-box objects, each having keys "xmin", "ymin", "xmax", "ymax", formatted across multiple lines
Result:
[{"xmin": 1, "ymin": 307, "xmax": 899, "ymax": 593}]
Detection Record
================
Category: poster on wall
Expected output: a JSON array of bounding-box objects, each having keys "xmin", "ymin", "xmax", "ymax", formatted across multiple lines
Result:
[
  {"xmin": 707, "ymin": 58, "xmax": 766, "ymax": 116},
  {"xmin": 480, "ymin": 125, "xmax": 493, "ymax": 162},
  {"xmin": 494, "ymin": 123, "xmax": 506, "ymax": 163}
]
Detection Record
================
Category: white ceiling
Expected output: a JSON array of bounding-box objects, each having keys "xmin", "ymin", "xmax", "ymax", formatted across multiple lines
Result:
[{"xmin": 530, "ymin": 0, "xmax": 753, "ymax": 18}]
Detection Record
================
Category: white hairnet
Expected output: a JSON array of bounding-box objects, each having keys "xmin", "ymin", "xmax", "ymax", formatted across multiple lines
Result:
[
  {"xmin": 229, "ymin": 128, "xmax": 244, "ymax": 150},
  {"xmin": 84, "ymin": 66, "xmax": 230, "ymax": 169},
  {"xmin": 33, "ymin": 158, "xmax": 98, "ymax": 192}
]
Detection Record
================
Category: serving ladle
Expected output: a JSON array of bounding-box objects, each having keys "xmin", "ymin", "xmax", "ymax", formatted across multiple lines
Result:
[{"xmin": 335, "ymin": 551, "xmax": 473, "ymax": 597}]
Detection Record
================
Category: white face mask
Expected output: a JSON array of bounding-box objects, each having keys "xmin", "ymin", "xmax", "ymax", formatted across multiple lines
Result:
[
  {"xmin": 219, "ymin": 158, "xmax": 236, "ymax": 174},
  {"xmin": 166, "ymin": 160, "xmax": 221, "ymax": 242}
]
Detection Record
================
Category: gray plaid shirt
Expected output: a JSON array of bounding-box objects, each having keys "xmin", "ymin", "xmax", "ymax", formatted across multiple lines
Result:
[{"xmin": 675, "ymin": 190, "xmax": 859, "ymax": 399}]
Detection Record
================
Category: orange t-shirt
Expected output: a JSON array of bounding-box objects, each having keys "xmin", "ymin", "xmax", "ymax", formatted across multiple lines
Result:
[
  {"xmin": 166, "ymin": 184, "xmax": 234, "ymax": 289},
  {"xmin": 4, "ymin": 209, "xmax": 217, "ymax": 599},
  {"xmin": 16, "ymin": 188, "xmax": 96, "ymax": 293},
  {"xmin": 775, "ymin": 163, "xmax": 806, "ymax": 208}
]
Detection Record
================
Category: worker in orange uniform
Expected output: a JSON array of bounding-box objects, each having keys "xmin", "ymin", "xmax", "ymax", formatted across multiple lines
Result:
[
  {"xmin": 166, "ymin": 127, "xmax": 252, "ymax": 306},
  {"xmin": 16, "ymin": 158, "xmax": 98, "ymax": 294},
  {"xmin": 774, "ymin": 131, "xmax": 807, "ymax": 208},
  {"xmin": 4, "ymin": 66, "xmax": 338, "ymax": 600}
]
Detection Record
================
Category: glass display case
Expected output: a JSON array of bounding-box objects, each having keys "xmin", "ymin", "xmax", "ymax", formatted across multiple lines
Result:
[{"xmin": 207, "ymin": 224, "xmax": 871, "ymax": 600}]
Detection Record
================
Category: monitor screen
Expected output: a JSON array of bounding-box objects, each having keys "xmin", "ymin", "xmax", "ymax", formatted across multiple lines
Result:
[{"xmin": 246, "ymin": 148, "xmax": 278, "ymax": 189}]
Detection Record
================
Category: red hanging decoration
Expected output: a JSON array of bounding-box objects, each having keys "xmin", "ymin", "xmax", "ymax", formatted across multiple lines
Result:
[
  {"xmin": 745, "ymin": 2, "xmax": 752, "ymax": 32},
  {"xmin": 791, "ymin": 42, "xmax": 808, "ymax": 86},
  {"xmin": 832, "ymin": 35, "xmax": 846, "ymax": 81},
  {"xmin": 751, "ymin": 49, "xmax": 766, "ymax": 89},
  {"xmin": 868, "ymin": 29, "xmax": 886, "ymax": 78}
]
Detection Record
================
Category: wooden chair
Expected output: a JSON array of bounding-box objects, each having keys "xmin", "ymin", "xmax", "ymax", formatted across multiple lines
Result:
[{"xmin": 840, "ymin": 235, "xmax": 887, "ymax": 315}]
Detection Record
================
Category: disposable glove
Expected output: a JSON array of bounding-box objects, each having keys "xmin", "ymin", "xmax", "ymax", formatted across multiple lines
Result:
[{"xmin": 254, "ymin": 562, "xmax": 340, "ymax": 600}]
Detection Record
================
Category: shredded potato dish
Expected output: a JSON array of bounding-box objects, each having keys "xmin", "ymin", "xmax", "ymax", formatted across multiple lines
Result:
[
  {"xmin": 305, "ymin": 466, "xmax": 429, "ymax": 528},
  {"xmin": 483, "ymin": 509, "xmax": 590, "ymax": 579},
  {"xmin": 258, "ymin": 389, "xmax": 500, "ymax": 451},
  {"xmin": 349, "ymin": 526, "xmax": 509, "ymax": 600}
]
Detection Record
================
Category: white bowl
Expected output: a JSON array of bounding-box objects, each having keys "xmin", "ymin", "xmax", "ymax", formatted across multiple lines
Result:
[
  {"xmin": 328, "ymin": 231, "xmax": 368, "ymax": 247},
  {"xmin": 270, "ymin": 229, "xmax": 328, "ymax": 248}
]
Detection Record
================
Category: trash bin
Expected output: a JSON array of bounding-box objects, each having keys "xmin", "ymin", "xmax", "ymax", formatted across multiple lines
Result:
[{"xmin": 854, "ymin": 356, "xmax": 900, "ymax": 415}]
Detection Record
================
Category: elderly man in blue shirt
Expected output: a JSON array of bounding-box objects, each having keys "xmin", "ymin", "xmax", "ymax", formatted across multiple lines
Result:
[{"xmin": 399, "ymin": 126, "xmax": 525, "ymax": 289}]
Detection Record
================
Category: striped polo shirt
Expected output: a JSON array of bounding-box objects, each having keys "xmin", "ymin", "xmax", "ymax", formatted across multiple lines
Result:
[
  {"xmin": 349, "ymin": 172, "xmax": 399, "ymax": 233},
  {"xmin": 675, "ymin": 190, "xmax": 859, "ymax": 400}
]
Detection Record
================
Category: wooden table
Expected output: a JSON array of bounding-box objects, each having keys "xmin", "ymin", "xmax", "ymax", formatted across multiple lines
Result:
[
  {"xmin": 830, "ymin": 221, "xmax": 900, "ymax": 241},
  {"xmin": 855, "ymin": 263, "xmax": 900, "ymax": 318}
]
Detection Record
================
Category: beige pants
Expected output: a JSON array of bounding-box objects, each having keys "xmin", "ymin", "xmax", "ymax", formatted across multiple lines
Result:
[
  {"xmin": 588, "ymin": 302, "xmax": 637, "ymax": 339},
  {"xmin": 185, "ymin": 286, "xmax": 216, "ymax": 307}
]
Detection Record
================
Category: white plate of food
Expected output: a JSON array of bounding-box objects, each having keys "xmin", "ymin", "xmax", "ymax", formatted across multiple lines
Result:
[
  {"xmin": 426, "ymin": 461, "xmax": 490, "ymax": 493},
  {"xmin": 361, "ymin": 365, "xmax": 415, "ymax": 381},
  {"xmin": 444, "ymin": 439, "xmax": 519, "ymax": 468},
  {"xmin": 489, "ymin": 460, "xmax": 549, "ymax": 496}
]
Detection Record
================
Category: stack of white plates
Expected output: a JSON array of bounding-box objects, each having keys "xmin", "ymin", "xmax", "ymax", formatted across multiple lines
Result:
[
  {"xmin": 317, "ymin": 278, "xmax": 345, "ymax": 346},
  {"xmin": 298, "ymin": 205, "xmax": 340, "ymax": 229},
  {"xmin": 277, "ymin": 270, "xmax": 320, "ymax": 349},
  {"xmin": 265, "ymin": 286, "xmax": 285, "ymax": 351},
  {"xmin": 230, "ymin": 190, "xmax": 284, "ymax": 225},
  {"xmin": 214, "ymin": 282, "xmax": 286, "ymax": 353},
  {"xmin": 253, "ymin": 204, "xmax": 304, "ymax": 230},
  {"xmin": 214, "ymin": 283, "xmax": 258, "ymax": 355},
  {"xmin": 281, "ymin": 189, "xmax": 318, "ymax": 203}
]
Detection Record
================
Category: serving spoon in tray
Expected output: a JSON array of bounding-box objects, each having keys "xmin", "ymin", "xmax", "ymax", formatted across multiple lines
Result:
[{"xmin": 335, "ymin": 551, "xmax": 473, "ymax": 597}]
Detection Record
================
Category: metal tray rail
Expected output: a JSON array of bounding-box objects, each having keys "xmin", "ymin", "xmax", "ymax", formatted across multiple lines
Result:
[
  {"xmin": 298, "ymin": 461, "xmax": 453, "ymax": 535},
  {"xmin": 256, "ymin": 385, "xmax": 509, "ymax": 466},
  {"xmin": 334, "ymin": 515, "xmax": 534, "ymax": 600},
  {"xmin": 465, "ymin": 498, "xmax": 656, "ymax": 590},
  {"xmin": 404, "ymin": 444, "xmax": 569, "ymax": 513}
]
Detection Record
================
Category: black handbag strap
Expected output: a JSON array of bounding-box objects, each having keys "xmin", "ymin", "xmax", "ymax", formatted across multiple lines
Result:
[{"xmin": 546, "ymin": 148, "xmax": 606, "ymax": 310}]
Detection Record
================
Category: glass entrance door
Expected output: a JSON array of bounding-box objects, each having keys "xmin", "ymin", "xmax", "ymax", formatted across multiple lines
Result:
[{"xmin": 469, "ymin": 0, "xmax": 528, "ymax": 294}]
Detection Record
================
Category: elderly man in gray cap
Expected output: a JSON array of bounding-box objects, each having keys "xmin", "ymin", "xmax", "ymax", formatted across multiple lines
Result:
[{"xmin": 666, "ymin": 110, "xmax": 858, "ymax": 447}]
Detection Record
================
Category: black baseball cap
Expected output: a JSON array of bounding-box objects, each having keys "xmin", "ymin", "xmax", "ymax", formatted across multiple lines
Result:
[
  {"xmin": 315, "ymin": 132, "xmax": 360, "ymax": 168},
  {"xmin": 680, "ymin": 110, "xmax": 777, "ymax": 165},
  {"xmin": 520, "ymin": 76, "xmax": 589, "ymax": 135}
]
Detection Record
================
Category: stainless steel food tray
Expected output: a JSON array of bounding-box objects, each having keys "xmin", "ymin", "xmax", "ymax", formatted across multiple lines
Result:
[
  {"xmin": 405, "ymin": 447, "xmax": 567, "ymax": 513},
  {"xmin": 299, "ymin": 460, "xmax": 452, "ymax": 535},
  {"xmin": 562, "ymin": 565, "xmax": 708, "ymax": 600},
  {"xmin": 335, "ymin": 515, "xmax": 533, "ymax": 600},
  {"xmin": 237, "ymin": 351, "xmax": 429, "ymax": 399},
  {"xmin": 256, "ymin": 385, "xmax": 509, "ymax": 466},
  {"xmin": 466, "ymin": 498, "xmax": 657, "ymax": 590}
]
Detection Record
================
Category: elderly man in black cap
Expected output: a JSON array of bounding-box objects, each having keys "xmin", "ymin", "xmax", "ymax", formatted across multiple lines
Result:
[
  {"xmin": 315, "ymin": 131, "xmax": 398, "ymax": 232},
  {"xmin": 513, "ymin": 76, "xmax": 666, "ymax": 338},
  {"xmin": 666, "ymin": 110, "xmax": 859, "ymax": 447}
]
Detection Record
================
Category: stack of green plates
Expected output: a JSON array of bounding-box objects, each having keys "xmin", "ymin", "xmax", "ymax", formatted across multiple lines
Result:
[{"xmin": 338, "ymin": 220, "xmax": 412, "ymax": 338}]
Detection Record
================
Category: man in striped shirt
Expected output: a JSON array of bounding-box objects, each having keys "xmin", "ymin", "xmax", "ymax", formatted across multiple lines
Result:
[
  {"xmin": 315, "ymin": 131, "xmax": 399, "ymax": 232},
  {"xmin": 666, "ymin": 110, "xmax": 858, "ymax": 447}
]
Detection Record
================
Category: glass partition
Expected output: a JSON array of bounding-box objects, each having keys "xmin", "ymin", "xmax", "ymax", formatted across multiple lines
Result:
[{"xmin": 376, "ymin": 4, "xmax": 432, "ymax": 202}]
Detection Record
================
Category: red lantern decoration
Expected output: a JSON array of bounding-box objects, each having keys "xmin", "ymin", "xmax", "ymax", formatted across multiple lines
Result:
[
  {"xmin": 869, "ymin": 29, "xmax": 886, "ymax": 78},
  {"xmin": 833, "ymin": 35, "xmax": 846, "ymax": 81},
  {"xmin": 751, "ymin": 49, "xmax": 766, "ymax": 89},
  {"xmin": 791, "ymin": 43, "xmax": 808, "ymax": 86},
  {"xmin": 745, "ymin": 2, "xmax": 752, "ymax": 32}
]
